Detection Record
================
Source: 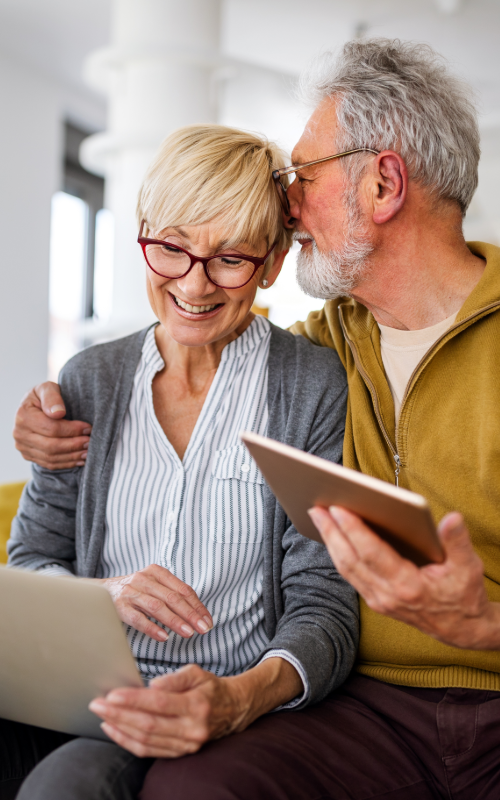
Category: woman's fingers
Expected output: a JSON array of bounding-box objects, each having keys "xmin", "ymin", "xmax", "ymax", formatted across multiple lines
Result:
[
  {"xmin": 115, "ymin": 600, "xmax": 170, "ymax": 641},
  {"xmin": 128, "ymin": 566, "xmax": 212, "ymax": 632},
  {"xmin": 90, "ymin": 681, "xmax": 210, "ymax": 758},
  {"xmin": 100, "ymin": 722, "xmax": 196, "ymax": 758},
  {"xmin": 152, "ymin": 564, "xmax": 213, "ymax": 623},
  {"xmin": 104, "ymin": 566, "xmax": 213, "ymax": 640}
]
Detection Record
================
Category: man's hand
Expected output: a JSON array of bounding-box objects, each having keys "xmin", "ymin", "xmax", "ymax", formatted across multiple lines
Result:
[
  {"xmin": 308, "ymin": 506, "xmax": 500, "ymax": 650},
  {"xmin": 100, "ymin": 564, "xmax": 213, "ymax": 642},
  {"xmin": 89, "ymin": 657, "xmax": 302, "ymax": 758},
  {"xmin": 13, "ymin": 382, "xmax": 91, "ymax": 469}
]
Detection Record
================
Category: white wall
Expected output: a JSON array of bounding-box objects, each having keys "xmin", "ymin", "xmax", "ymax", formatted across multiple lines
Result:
[{"xmin": 0, "ymin": 55, "xmax": 60, "ymax": 482}]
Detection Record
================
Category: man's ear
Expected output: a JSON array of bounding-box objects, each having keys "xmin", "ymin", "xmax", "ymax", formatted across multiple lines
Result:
[
  {"xmin": 261, "ymin": 249, "xmax": 288, "ymax": 289},
  {"xmin": 371, "ymin": 151, "xmax": 408, "ymax": 225}
]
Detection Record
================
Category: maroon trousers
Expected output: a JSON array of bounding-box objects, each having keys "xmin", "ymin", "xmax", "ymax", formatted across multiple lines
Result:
[{"xmin": 140, "ymin": 675, "xmax": 500, "ymax": 800}]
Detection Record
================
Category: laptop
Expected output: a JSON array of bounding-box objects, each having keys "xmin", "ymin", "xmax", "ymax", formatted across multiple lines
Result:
[{"xmin": 0, "ymin": 566, "xmax": 143, "ymax": 740}]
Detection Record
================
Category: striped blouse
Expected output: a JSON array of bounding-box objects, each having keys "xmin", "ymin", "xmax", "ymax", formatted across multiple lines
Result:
[{"xmin": 94, "ymin": 317, "xmax": 305, "ymax": 698}]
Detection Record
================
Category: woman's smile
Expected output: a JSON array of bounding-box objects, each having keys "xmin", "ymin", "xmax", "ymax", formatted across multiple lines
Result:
[{"xmin": 169, "ymin": 291, "xmax": 224, "ymax": 319}]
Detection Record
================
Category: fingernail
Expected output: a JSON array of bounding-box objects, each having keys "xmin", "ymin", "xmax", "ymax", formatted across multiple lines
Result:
[
  {"xmin": 203, "ymin": 616, "xmax": 213, "ymax": 629},
  {"xmin": 77, "ymin": 461, "xmax": 85, "ymax": 467},
  {"xmin": 83, "ymin": 442, "xmax": 89, "ymax": 449},
  {"xmin": 80, "ymin": 452, "xmax": 87, "ymax": 460},
  {"xmin": 197, "ymin": 620, "xmax": 209, "ymax": 633},
  {"xmin": 89, "ymin": 700, "xmax": 106, "ymax": 712},
  {"xmin": 181, "ymin": 624, "xmax": 194, "ymax": 636},
  {"xmin": 50, "ymin": 404, "xmax": 65, "ymax": 414},
  {"xmin": 308, "ymin": 508, "xmax": 321, "ymax": 526},
  {"xmin": 328, "ymin": 506, "xmax": 343, "ymax": 524},
  {"xmin": 82, "ymin": 427, "xmax": 91, "ymax": 435},
  {"xmin": 107, "ymin": 692, "xmax": 126, "ymax": 704},
  {"xmin": 157, "ymin": 629, "xmax": 168, "ymax": 641}
]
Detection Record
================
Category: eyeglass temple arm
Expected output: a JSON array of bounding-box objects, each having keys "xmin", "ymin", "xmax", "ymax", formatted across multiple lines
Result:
[{"xmin": 273, "ymin": 148, "xmax": 380, "ymax": 179}]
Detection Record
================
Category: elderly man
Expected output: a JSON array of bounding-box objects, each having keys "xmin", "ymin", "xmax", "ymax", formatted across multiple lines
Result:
[{"xmin": 13, "ymin": 38, "xmax": 500, "ymax": 799}]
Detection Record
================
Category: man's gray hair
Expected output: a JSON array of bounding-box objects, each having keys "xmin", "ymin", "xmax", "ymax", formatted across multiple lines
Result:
[{"xmin": 299, "ymin": 39, "xmax": 480, "ymax": 215}]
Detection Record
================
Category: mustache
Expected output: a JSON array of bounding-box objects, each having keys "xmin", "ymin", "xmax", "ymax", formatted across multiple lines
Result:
[{"xmin": 292, "ymin": 231, "xmax": 314, "ymax": 243}]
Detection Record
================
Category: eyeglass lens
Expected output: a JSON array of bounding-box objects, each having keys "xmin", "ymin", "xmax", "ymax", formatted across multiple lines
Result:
[{"xmin": 145, "ymin": 243, "xmax": 257, "ymax": 288}]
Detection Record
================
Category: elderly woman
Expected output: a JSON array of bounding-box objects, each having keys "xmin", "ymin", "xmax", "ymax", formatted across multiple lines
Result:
[{"xmin": 6, "ymin": 124, "xmax": 355, "ymax": 800}]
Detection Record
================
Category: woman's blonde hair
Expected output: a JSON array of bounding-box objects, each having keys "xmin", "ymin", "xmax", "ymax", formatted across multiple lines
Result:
[{"xmin": 137, "ymin": 124, "xmax": 292, "ymax": 267}]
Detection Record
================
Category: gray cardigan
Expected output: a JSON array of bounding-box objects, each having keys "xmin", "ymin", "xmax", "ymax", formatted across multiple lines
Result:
[{"xmin": 9, "ymin": 323, "xmax": 358, "ymax": 706}]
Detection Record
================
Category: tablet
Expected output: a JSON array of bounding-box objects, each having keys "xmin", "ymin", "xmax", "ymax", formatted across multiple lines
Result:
[
  {"xmin": 0, "ymin": 566, "xmax": 143, "ymax": 739},
  {"xmin": 240, "ymin": 432, "xmax": 444, "ymax": 566}
]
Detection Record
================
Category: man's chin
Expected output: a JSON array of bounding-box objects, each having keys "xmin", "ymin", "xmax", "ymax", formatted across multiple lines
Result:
[{"xmin": 295, "ymin": 243, "xmax": 363, "ymax": 300}]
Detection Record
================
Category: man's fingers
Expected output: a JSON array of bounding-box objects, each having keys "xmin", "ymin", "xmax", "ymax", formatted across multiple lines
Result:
[
  {"xmin": 15, "ymin": 452, "xmax": 87, "ymax": 470},
  {"xmin": 17, "ymin": 431, "xmax": 90, "ymax": 455},
  {"xmin": 438, "ymin": 512, "xmax": 479, "ymax": 566},
  {"xmin": 308, "ymin": 506, "xmax": 359, "ymax": 571},
  {"xmin": 15, "ymin": 405, "xmax": 92, "ymax": 440},
  {"xmin": 328, "ymin": 506, "xmax": 411, "ymax": 578},
  {"xmin": 309, "ymin": 505, "xmax": 423, "ymax": 615},
  {"xmin": 35, "ymin": 381, "xmax": 67, "ymax": 418}
]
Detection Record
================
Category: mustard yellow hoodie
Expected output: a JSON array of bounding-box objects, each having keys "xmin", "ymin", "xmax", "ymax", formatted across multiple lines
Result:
[{"xmin": 291, "ymin": 242, "xmax": 500, "ymax": 689}]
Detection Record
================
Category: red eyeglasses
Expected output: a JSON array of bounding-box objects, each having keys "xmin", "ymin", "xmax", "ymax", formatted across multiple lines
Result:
[{"xmin": 138, "ymin": 221, "xmax": 276, "ymax": 290}]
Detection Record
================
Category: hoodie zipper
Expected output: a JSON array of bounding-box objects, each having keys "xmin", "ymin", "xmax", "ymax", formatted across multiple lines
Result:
[
  {"xmin": 339, "ymin": 309, "xmax": 402, "ymax": 485},
  {"xmin": 339, "ymin": 301, "xmax": 500, "ymax": 487}
]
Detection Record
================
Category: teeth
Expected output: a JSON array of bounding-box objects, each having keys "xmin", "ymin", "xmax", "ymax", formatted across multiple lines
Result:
[{"xmin": 174, "ymin": 296, "xmax": 217, "ymax": 314}]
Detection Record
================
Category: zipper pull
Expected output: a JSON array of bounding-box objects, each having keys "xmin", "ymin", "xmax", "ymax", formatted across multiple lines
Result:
[{"xmin": 394, "ymin": 453, "xmax": 402, "ymax": 487}]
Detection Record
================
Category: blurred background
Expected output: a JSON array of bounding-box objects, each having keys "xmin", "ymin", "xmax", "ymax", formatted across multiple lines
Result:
[{"xmin": 1, "ymin": 0, "xmax": 500, "ymax": 482}]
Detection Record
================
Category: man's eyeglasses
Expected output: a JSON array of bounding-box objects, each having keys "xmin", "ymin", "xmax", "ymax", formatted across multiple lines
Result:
[
  {"xmin": 272, "ymin": 148, "xmax": 380, "ymax": 215},
  {"xmin": 137, "ymin": 221, "xmax": 277, "ymax": 290}
]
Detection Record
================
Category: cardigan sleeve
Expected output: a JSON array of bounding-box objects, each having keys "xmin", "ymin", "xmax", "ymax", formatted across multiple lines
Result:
[
  {"xmin": 8, "ymin": 328, "xmax": 148, "ymax": 578},
  {"xmin": 8, "ymin": 464, "xmax": 81, "ymax": 573},
  {"xmin": 258, "ymin": 330, "xmax": 359, "ymax": 706},
  {"xmin": 259, "ymin": 517, "xmax": 359, "ymax": 707}
]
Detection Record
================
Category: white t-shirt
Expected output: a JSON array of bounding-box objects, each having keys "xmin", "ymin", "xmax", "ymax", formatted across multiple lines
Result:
[{"xmin": 378, "ymin": 313, "xmax": 457, "ymax": 421}]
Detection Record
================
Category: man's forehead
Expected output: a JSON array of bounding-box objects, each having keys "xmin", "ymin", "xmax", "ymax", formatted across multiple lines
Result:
[{"xmin": 291, "ymin": 98, "xmax": 338, "ymax": 164}]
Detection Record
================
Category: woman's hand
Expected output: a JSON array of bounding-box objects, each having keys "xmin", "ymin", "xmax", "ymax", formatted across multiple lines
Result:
[
  {"xmin": 89, "ymin": 657, "xmax": 302, "ymax": 758},
  {"xmin": 100, "ymin": 565, "xmax": 213, "ymax": 641}
]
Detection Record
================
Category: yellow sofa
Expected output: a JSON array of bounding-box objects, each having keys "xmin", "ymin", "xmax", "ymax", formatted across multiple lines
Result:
[{"xmin": 0, "ymin": 482, "xmax": 26, "ymax": 564}]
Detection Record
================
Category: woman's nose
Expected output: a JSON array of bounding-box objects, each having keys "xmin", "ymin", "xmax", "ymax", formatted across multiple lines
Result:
[{"xmin": 176, "ymin": 261, "xmax": 217, "ymax": 298}]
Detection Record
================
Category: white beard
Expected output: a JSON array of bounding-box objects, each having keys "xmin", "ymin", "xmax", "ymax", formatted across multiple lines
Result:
[{"xmin": 295, "ymin": 191, "xmax": 374, "ymax": 300}]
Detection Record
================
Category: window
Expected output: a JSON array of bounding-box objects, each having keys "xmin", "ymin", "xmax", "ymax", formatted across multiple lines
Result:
[{"xmin": 48, "ymin": 122, "xmax": 113, "ymax": 379}]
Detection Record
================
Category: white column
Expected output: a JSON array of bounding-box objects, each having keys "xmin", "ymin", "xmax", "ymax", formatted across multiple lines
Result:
[
  {"xmin": 81, "ymin": 0, "xmax": 222, "ymax": 334},
  {"xmin": 0, "ymin": 57, "xmax": 59, "ymax": 482}
]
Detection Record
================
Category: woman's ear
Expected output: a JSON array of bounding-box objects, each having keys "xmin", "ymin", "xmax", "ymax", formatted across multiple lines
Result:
[{"xmin": 261, "ymin": 249, "xmax": 289, "ymax": 289}]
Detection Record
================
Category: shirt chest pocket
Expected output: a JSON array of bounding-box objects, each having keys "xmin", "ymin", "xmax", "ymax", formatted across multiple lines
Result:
[{"xmin": 209, "ymin": 444, "xmax": 265, "ymax": 543}]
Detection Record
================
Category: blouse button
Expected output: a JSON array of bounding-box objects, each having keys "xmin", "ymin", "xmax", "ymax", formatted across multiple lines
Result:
[{"xmin": 241, "ymin": 464, "xmax": 250, "ymax": 473}]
